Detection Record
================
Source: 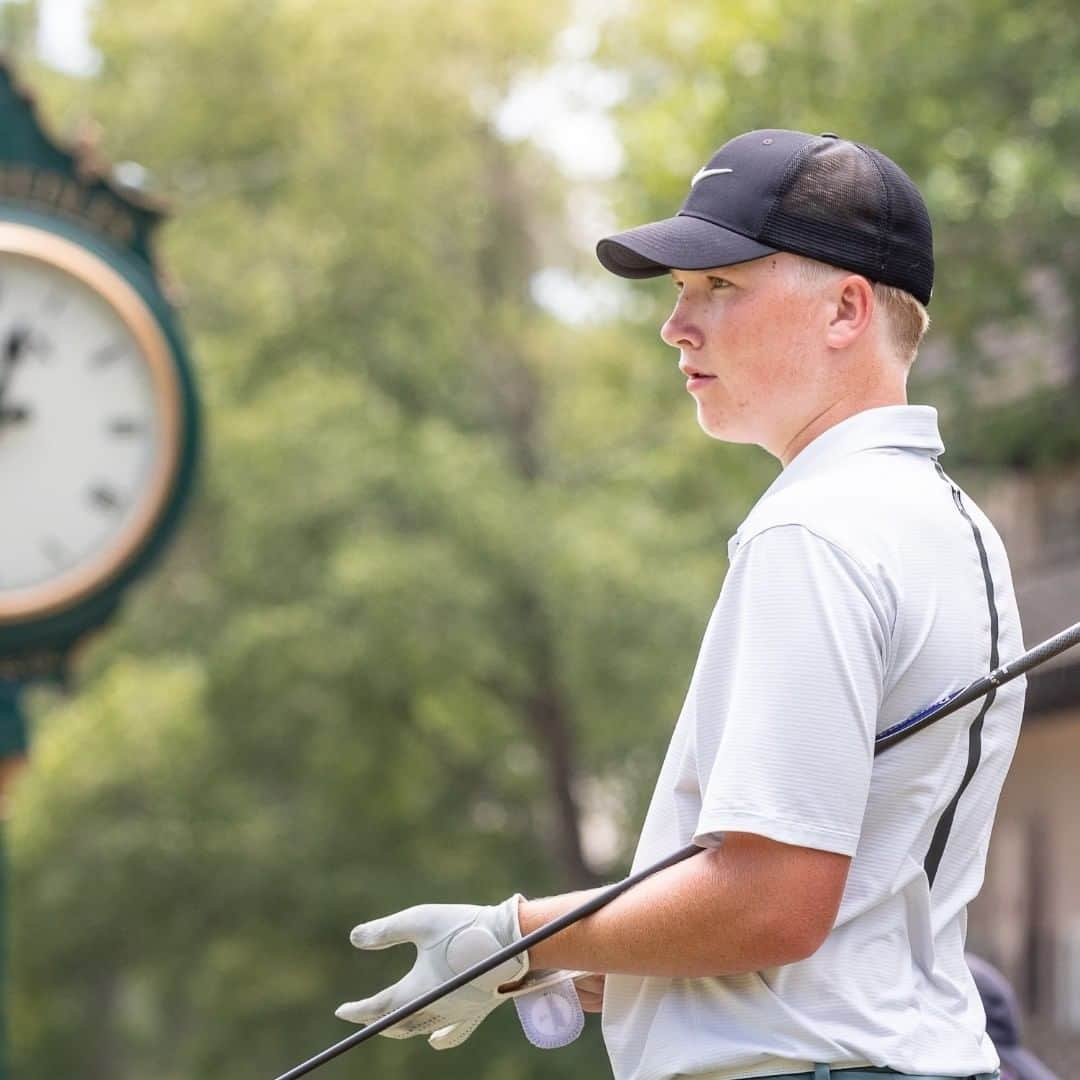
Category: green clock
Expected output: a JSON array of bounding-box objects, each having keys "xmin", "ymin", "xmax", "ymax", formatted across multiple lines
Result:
[
  {"xmin": 0, "ymin": 221, "xmax": 188, "ymax": 622},
  {"xmin": 0, "ymin": 60, "xmax": 203, "ymax": 1079},
  {"xmin": 0, "ymin": 57, "xmax": 200, "ymax": 702}
]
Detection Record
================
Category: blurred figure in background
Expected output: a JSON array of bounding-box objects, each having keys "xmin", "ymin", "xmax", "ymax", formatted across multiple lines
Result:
[{"xmin": 967, "ymin": 954, "xmax": 1059, "ymax": 1080}]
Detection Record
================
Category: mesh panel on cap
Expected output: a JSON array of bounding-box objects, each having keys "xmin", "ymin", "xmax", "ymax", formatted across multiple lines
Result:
[
  {"xmin": 865, "ymin": 144, "xmax": 935, "ymax": 302},
  {"xmin": 759, "ymin": 139, "xmax": 934, "ymax": 305}
]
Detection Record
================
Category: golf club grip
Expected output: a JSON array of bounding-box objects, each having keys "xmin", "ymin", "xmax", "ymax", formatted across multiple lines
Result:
[
  {"xmin": 873, "ymin": 619, "xmax": 1080, "ymax": 754},
  {"xmin": 1008, "ymin": 618, "xmax": 1080, "ymax": 674},
  {"xmin": 273, "ymin": 619, "xmax": 1080, "ymax": 1079}
]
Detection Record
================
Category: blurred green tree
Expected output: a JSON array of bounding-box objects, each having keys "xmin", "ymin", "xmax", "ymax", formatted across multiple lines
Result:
[
  {"xmin": 9, "ymin": 0, "xmax": 1079, "ymax": 1077},
  {"xmin": 7, "ymin": 1, "xmax": 746, "ymax": 1077}
]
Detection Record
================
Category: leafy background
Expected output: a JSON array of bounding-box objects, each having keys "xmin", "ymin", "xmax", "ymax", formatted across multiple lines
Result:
[{"xmin": 2, "ymin": 0, "xmax": 1078, "ymax": 1076}]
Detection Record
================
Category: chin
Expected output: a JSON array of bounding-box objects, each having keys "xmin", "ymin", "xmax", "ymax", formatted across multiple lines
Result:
[{"xmin": 698, "ymin": 410, "xmax": 752, "ymax": 444}]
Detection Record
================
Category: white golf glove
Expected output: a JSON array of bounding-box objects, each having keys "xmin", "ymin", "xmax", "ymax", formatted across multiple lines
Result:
[{"xmin": 335, "ymin": 895, "xmax": 585, "ymax": 1050}]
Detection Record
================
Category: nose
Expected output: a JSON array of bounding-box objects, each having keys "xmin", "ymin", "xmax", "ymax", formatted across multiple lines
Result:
[{"xmin": 660, "ymin": 294, "xmax": 703, "ymax": 351}]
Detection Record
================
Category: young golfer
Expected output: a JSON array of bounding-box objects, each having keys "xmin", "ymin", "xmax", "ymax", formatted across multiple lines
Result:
[{"xmin": 336, "ymin": 130, "xmax": 1025, "ymax": 1080}]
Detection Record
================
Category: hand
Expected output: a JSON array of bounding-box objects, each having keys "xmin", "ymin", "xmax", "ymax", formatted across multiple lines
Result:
[
  {"xmin": 574, "ymin": 972, "xmax": 605, "ymax": 1013},
  {"xmin": 335, "ymin": 895, "xmax": 529, "ymax": 1050}
]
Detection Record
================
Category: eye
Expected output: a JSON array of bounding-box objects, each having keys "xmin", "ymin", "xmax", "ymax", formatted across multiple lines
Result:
[{"xmin": 708, "ymin": 276, "xmax": 732, "ymax": 290}]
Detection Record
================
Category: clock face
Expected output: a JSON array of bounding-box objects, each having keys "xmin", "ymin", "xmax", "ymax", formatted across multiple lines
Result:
[{"xmin": 0, "ymin": 224, "xmax": 182, "ymax": 621}]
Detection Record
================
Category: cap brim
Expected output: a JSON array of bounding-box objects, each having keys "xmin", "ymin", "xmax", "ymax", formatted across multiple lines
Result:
[
  {"xmin": 998, "ymin": 1045, "xmax": 1060, "ymax": 1080},
  {"xmin": 596, "ymin": 213, "xmax": 779, "ymax": 279}
]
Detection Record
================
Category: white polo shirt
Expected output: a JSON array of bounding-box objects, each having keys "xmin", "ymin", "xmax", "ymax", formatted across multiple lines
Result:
[{"xmin": 601, "ymin": 405, "xmax": 1026, "ymax": 1080}]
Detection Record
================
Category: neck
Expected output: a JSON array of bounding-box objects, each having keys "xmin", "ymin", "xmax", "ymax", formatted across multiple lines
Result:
[{"xmin": 778, "ymin": 385, "xmax": 908, "ymax": 468}]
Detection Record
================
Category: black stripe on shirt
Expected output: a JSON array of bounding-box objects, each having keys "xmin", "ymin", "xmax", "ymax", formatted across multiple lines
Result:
[{"xmin": 924, "ymin": 461, "xmax": 1001, "ymax": 888}]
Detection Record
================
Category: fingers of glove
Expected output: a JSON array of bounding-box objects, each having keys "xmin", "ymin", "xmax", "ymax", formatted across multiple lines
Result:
[
  {"xmin": 349, "ymin": 906, "xmax": 435, "ymax": 951},
  {"xmin": 382, "ymin": 1011, "xmax": 458, "ymax": 1039},
  {"xmin": 427, "ymin": 1011, "xmax": 489, "ymax": 1051},
  {"xmin": 335, "ymin": 996, "xmax": 458, "ymax": 1038},
  {"xmin": 334, "ymin": 978, "xmax": 410, "ymax": 1025},
  {"xmin": 350, "ymin": 903, "xmax": 485, "ymax": 951}
]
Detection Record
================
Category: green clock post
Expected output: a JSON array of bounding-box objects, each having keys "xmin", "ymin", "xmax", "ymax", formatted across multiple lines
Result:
[{"xmin": 0, "ymin": 57, "xmax": 201, "ymax": 1077}]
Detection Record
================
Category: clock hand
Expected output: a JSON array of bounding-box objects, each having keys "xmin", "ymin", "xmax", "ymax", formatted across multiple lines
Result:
[
  {"xmin": 0, "ymin": 325, "xmax": 30, "ymax": 407},
  {"xmin": 0, "ymin": 403, "xmax": 31, "ymax": 426}
]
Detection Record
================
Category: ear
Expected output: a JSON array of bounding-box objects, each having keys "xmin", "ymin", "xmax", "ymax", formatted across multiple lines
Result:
[{"xmin": 824, "ymin": 274, "xmax": 875, "ymax": 351}]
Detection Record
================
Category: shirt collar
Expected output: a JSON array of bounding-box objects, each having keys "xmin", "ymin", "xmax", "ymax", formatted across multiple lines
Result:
[{"xmin": 726, "ymin": 405, "xmax": 945, "ymax": 561}]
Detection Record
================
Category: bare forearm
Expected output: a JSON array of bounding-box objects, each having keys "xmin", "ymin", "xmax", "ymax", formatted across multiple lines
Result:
[{"xmin": 519, "ymin": 834, "xmax": 847, "ymax": 977}]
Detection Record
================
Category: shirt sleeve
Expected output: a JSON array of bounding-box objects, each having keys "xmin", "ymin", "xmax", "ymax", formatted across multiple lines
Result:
[{"xmin": 693, "ymin": 524, "xmax": 893, "ymax": 856}]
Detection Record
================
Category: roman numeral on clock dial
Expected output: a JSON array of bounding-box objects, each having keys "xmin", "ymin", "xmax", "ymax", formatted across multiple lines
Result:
[
  {"xmin": 89, "ymin": 340, "xmax": 129, "ymax": 367},
  {"xmin": 40, "ymin": 536, "xmax": 69, "ymax": 568},
  {"xmin": 108, "ymin": 417, "xmax": 144, "ymax": 438},
  {"xmin": 89, "ymin": 485, "xmax": 126, "ymax": 513}
]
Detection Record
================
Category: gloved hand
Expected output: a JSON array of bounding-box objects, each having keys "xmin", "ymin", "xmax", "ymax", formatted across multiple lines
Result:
[{"xmin": 335, "ymin": 895, "xmax": 531, "ymax": 1050}]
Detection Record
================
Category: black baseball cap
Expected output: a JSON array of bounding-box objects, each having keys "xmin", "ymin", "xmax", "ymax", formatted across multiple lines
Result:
[
  {"xmin": 966, "ymin": 953, "xmax": 1060, "ymax": 1080},
  {"xmin": 596, "ymin": 129, "xmax": 934, "ymax": 306}
]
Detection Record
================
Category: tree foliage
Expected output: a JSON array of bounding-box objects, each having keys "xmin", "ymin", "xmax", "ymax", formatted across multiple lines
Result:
[
  {"xmin": 8, "ymin": 1, "xmax": 739, "ymax": 1076},
  {"xmin": 7, "ymin": 1, "xmax": 1079, "ymax": 1077}
]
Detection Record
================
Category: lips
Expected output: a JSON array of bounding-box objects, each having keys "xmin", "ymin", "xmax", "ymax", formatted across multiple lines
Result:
[
  {"xmin": 679, "ymin": 361, "xmax": 716, "ymax": 395},
  {"xmin": 679, "ymin": 361, "xmax": 715, "ymax": 379}
]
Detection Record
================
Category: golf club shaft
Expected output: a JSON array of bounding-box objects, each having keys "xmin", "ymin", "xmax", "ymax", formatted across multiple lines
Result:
[{"xmin": 274, "ymin": 619, "xmax": 1080, "ymax": 1080}]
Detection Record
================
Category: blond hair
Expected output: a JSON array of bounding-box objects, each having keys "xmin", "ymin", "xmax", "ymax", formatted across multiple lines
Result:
[{"xmin": 791, "ymin": 256, "xmax": 930, "ymax": 370}]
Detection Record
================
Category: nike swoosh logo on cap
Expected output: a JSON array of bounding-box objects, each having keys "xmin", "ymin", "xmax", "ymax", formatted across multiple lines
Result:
[{"xmin": 691, "ymin": 167, "xmax": 734, "ymax": 186}]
